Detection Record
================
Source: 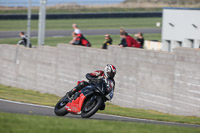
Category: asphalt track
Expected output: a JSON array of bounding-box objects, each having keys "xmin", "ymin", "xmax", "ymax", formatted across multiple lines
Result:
[
  {"xmin": 0, "ymin": 28, "xmax": 161, "ymax": 39},
  {"xmin": 0, "ymin": 99, "xmax": 200, "ymax": 128}
]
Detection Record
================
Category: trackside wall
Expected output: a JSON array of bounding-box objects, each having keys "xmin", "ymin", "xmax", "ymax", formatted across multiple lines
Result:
[{"xmin": 0, "ymin": 44, "xmax": 200, "ymax": 116}]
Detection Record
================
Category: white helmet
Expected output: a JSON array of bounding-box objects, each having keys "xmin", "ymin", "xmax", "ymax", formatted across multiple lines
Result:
[{"xmin": 104, "ymin": 64, "xmax": 116, "ymax": 79}]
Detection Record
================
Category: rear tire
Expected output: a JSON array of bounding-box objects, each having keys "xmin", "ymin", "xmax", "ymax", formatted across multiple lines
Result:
[
  {"xmin": 81, "ymin": 95, "xmax": 103, "ymax": 118},
  {"xmin": 54, "ymin": 95, "xmax": 69, "ymax": 116}
]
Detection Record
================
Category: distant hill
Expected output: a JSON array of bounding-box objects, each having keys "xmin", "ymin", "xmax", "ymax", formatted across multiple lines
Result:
[
  {"xmin": 124, "ymin": 0, "xmax": 200, "ymax": 4},
  {"xmin": 123, "ymin": 0, "xmax": 200, "ymax": 8},
  {"xmin": 0, "ymin": 0, "xmax": 200, "ymax": 14}
]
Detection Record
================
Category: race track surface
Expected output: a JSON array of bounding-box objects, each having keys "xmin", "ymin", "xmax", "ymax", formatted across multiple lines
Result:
[
  {"xmin": 0, "ymin": 99, "xmax": 199, "ymax": 128},
  {"xmin": 0, "ymin": 28, "xmax": 161, "ymax": 38}
]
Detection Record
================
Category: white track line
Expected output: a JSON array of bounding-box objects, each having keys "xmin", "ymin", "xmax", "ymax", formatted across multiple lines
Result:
[
  {"xmin": 0, "ymin": 98, "xmax": 149, "ymax": 121},
  {"xmin": 0, "ymin": 98, "xmax": 199, "ymax": 127},
  {"xmin": 0, "ymin": 98, "xmax": 54, "ymax": 109},
  {"xmin": 0, "ymin": 98, "xmax": 155, "ymax": 122}
]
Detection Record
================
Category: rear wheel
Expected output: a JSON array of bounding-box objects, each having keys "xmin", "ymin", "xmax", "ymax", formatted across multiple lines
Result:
[
  {"xmin": 81, "ymin": 95, "xmax": 103, "ymax": 118},
  {"xmin": 54, "ymin": 95, "xmax": 69, "ymax": 116}
]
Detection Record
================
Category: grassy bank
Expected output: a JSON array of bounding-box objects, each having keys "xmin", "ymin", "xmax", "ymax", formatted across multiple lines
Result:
[
  {"xmin": 0, "ymin": 84, "xmax": 200, "ymax": 125},
  {"xmin": 0, "ymin": 18, "xmax": 162, "ymax": 31},
  {"xmin": 1, "ymin": 0, "xmax": 200, "ymax": 15},
  {"xmin": 1, "ymin": 112, "xmax": 200, "ymax": 133},
  {"xmin": 0, "ymin": 7, "xmax": 162, "ymax": 14},
  {"xmin": 0, "ymin": 33, "xmax": 161, "ymax": 48}
]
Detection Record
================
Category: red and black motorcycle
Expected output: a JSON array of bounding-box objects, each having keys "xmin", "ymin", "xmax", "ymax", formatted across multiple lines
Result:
[{"xmin": 54, "ymin": 79, "xmax": 112, "ymax": 118}]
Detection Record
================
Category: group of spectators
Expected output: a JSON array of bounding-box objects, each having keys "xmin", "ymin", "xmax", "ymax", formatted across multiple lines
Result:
[
  {"xmin": 17, "ymin": 23, "xmax": 144, "ymax": 49},
  {"xmin": 69, "ymin": 24, "xmax": 144, "ymax": 49}
]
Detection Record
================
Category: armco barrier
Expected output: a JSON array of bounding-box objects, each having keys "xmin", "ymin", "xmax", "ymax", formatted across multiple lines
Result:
[
  {"xmin": 0, "ymin": 44, "xmax": 200, "ymax": 117},
  {"xmin": 0, "ymin": 12, "xmax": 162, "ymax": 20}
]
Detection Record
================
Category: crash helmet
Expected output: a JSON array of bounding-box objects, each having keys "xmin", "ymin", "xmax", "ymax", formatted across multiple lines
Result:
[{"xmin": 104, "ymin": 64, "xmax": 116, "ymax": 79}]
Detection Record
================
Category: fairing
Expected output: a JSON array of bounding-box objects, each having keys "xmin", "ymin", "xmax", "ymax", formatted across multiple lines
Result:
[{"xmin": 65, "ymin": 93, "xmax": 86, "ymax": 114}]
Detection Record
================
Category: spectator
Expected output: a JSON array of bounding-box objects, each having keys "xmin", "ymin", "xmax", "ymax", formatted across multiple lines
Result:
[
  {"xmin": 119, "ymin": 32, "xmax": 140, "ymax": 48},
  {"xmin": 72, "ymin": 33, "xmax": 91, "ymax": 47},
  {"xmin": 17, "ymin": 32, "xmax": 32, "ymax": 48},
  {"xmin": 70, "ymin": 23, "xmax": 91, "ymax": 47},
  {"xmin": 69, "ymin": 32, "xmax": 77, "ymax": 44},
  {"xmin": 125, "ymin": 32, "xmax": 141, "ymax": 48},
  {"xmin": 135, "ymin": 32, "xmax": 145, "ymax": 48},
  {"xmin": 72, "ymin": 23, "xmax": 81, "ymax": 34},
  {"xmin": 120, "ymin": 27, "xmax": 126, "ymax": 35},
  {"xmin": 102, "ymin": 34, "xmax": 112, "ymax": 49},
  {"xmin": 119, "ymin": 33, "xmax": 127, "ymax": 48}
]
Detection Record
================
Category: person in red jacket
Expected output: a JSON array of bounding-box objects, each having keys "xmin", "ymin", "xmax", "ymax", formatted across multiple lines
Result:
[
  {"xmin": 125, "ymin": 32, "xmax": 141, "ymax": 48},
  {"xmin": 72, "ymin": 33, "xmax": 91, "ymax": 47}
]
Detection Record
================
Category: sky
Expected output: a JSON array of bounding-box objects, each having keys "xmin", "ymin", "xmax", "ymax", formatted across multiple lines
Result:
[{"xmin": 0, "ymin": 0, "xmax": 124, "ymax": 7}]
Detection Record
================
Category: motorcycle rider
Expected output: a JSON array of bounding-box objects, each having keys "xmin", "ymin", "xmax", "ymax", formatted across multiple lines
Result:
[{"xmin": 66, "ymin": 64, "xmax": 116, "ymax": 103}]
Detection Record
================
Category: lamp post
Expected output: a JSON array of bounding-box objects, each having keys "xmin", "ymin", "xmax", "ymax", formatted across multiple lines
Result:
[
  {"xmin": 27, "ymin": 0, "xmax": 31, "ymax": 48},
  {"xmin": 38, "ymin": 0, "xmax": 47, "ymax": 46}
]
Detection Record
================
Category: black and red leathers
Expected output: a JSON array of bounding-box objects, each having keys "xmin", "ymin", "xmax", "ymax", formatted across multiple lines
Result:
[{"xmin": 67, "ymin": 70, "xmax": 115, "ymax": 100}]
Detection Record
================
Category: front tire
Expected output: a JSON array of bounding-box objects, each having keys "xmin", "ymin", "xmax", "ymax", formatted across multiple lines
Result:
[
  {"xmin": 81, "ymin": 95, "xmax": 103, "ymax": 118},
  {"xmin": 54, "ymin": 95, "xmax": 69, "ymax": 116}
]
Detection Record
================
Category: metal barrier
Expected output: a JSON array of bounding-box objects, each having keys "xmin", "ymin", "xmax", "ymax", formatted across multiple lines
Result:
[{"xmin": 0, "ymin": 12, "xmax": 162, "ymax": 20}]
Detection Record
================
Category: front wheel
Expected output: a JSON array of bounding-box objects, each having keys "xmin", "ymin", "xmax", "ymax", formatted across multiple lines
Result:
[
  {"xmin": 54, "ymin": 95, "xmax": 69, "ymax": 116},
  {"xmin": 81, "ymin": 95, "xmax": 103, "ymax": 118}
]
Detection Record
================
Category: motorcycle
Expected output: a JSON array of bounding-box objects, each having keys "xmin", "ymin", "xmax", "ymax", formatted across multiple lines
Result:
[{"xmin": 54, "ymin": 79, "xmax": 113, "ymax": 118}]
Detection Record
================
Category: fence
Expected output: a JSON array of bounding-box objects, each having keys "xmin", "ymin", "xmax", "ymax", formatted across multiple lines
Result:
[{"xmin": 0, "ymin": 44, "xmax": 200, "ymax": 117}]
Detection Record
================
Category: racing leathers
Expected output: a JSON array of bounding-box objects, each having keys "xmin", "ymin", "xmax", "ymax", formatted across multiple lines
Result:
[{"xmin": 66, "ymin": 70, "xmax": 115, "ymax": 101}]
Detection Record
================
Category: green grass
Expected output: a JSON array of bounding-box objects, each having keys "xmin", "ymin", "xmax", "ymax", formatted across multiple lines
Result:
[
  {"xmin": 0, "ymin": 84, "xmax": 200, "ymax": 125},
  {"xmin": 0, "ymin": 33, "xmax": 161, "ymax": 48},
  {"xmin": 0, "ymin": 84, "xmax": 62, "ymax": 106},
  {"xmin": 0, "ymin": 85, "xmax": 60, "ymax": 106},
  {"xmin": 0, "ymin": 7, "xmax": 163, "ymax": 14},
  {"xmin": 0, "ymin": 18, "xmax": 162, "ymax": 31},
  {"xmin": 1, "ymin": 112, "xmax": 200, "ymax": 133}
]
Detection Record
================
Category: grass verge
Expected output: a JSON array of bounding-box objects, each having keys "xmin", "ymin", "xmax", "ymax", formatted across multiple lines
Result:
[
  {"xmin": 0, "ymin": 33, "xmax": 161, "ymax": 48},
  {"xmin": 0, "ymin": 84, "xmax": 200, "ymax": 125},
  {"xmin": 0, "ymin": 18, "xmax": 162, "ymax": 31},
  {"xmin": 1, "ymin": 112, "xmax": 200, "ymax": 133},
  {"xmin": 0, "ymin": 7, "xmax": 163, "ymax": 14}
]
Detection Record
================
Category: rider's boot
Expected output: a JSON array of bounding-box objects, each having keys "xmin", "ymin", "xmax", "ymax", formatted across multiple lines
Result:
[
  {"xmin": 66, "ymin": 88, "xmax": 76, "ymax": 99},
  {"xmin": 99, "ymin": 102, "xmax": 105, "ymax": 110},
  {"xmin": 66, "ymin": 81, "xmax": 89, "ymax": 99}
]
